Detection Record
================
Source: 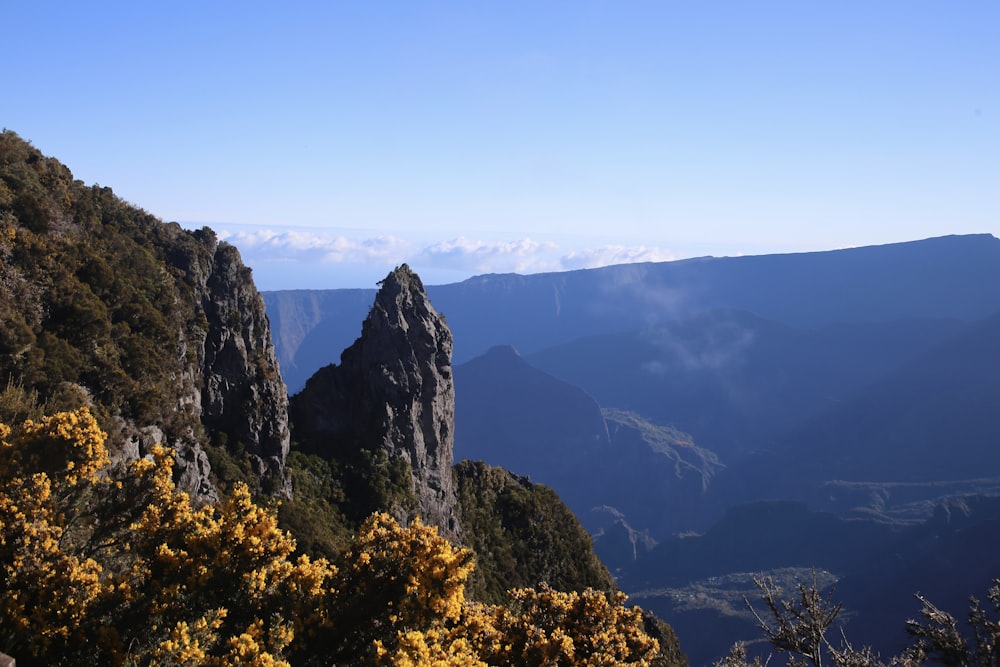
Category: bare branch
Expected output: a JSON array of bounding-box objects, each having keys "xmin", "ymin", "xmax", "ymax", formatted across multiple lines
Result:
[{"xmin": 744, "ymin": 571, "xmax": 844, "ymax": 667}]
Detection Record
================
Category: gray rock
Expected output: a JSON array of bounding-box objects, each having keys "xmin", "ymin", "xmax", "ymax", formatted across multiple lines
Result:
[
  {"xmin": 123, "ymin": 226, "xmax": 291, "ymax": 503},
  {"xmin": 197, "ymin": 242, "xmax": 290, "ymax": 473},
  {"xmin": 292, "ymin": 265, "xmax": 460, "ymax": 538},
  {"xmin": 173, "ymin": 440, "xmax": 219, "ymax": 503}
]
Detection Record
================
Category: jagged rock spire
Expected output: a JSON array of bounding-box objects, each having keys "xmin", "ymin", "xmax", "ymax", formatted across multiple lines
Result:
[{"xmin": 291, "ymin": 265, "xmax": 460, "ymax": 538}]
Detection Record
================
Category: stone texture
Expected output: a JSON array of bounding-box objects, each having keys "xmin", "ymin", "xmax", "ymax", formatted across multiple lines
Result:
[
  {"xmin": 135, "ymin": 227, "xmax": 290, "ymax": 501},
  {"xmin": 197, "ymin": 242, "xmax": 290, "ymax": 484},
  {"xmin": 292, "ymin": 265, "xmax": 460, "ymax": 538}
]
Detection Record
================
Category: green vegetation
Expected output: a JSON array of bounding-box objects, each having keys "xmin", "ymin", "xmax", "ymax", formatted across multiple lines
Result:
[
  {"xmin": 3, "ymin": 128, "xmax": 314, "ymax": 564},
  {"xmin": 455, "ymin": 460, "xmax": 616, "ymax": 603},
  {"xmin": 277, "ymin": 450, "xmax": 353, "ymax": 558},
  {"xmin": 273, "ymin": 439, "xmax": 421, "ymax": 562},
  {"xmin": 0, "ymin": 130, "xmax": 220, "ymax": 449}
]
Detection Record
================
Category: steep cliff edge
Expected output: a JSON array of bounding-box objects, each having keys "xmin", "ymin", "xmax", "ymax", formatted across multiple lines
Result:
[
  {"xmin": 290, "ymin": 264, "xmax": 460, "ymax": 537},
  {"xmin": 0, "ymin": 131, "xmax": 289, "ymax": 500},
  {"xmin": 197, "ymin": 240, "xmax": 290, "ymax": 485}
]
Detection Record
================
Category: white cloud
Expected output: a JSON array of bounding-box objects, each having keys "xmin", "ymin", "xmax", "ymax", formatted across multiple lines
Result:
[
  {"xmin": 210, "ymin": 224, "xmax": 678, "ymax": 287},
  {"xmin": 560, "ymin": 245, "xmax": 675, "ymax": 270},
  {"xmin": 415, "ymin": 236, "xmax": 561, "ymax": 274},
  {"xmin": 217, "ymin": 227, "xmax": 413, "ymax": 265}
]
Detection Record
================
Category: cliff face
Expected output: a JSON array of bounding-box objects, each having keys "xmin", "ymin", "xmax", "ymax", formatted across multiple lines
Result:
[
  {"xmin": 0, "ymin": 131, "xmax": 289, "ymax": 501},
  {"xmin": 198, "ymin": 242, "xmax": 290, "ymax": 480},
  {"xmin": 114, "ymin": 229, "xmax": 290, "ymax": 500},
  {"xmin": 291, "ymin": 265, "xmax": 460, "ymax": 537}
]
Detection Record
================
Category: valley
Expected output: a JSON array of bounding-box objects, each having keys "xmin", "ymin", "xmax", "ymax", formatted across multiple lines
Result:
[{"xmin": 266, "ymin": 233, "xmax": 1000, "ymax": 664}]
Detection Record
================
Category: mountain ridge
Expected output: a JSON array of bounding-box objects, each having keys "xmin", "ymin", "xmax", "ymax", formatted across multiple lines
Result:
[
  {"xmin": 0, "ymin": 130, "xmax": 290, "ymax": 502},
  {"xmin": 266, "ymin": 233, "xmax": 1000, "ymax": 392}
]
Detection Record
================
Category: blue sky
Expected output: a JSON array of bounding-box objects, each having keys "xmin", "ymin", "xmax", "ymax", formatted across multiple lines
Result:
[{"xmin": 4, "ymin": 2, "xmax": 998, "ymax": 289}]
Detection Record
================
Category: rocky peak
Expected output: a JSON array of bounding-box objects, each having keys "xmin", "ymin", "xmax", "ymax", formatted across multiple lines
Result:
[{"xmin": 291, "ymin": 264, "xmax": 460, "ymax": 538}]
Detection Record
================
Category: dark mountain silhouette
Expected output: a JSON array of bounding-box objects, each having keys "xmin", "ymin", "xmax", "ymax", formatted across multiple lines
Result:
[
  {"xmin": 265, "ymin": 234, "xmax": 1000, "ymax": 392},
  {"xmin": 837, "ymin": 495, "xmax": 1000, "ymax": 654},
  {"xmin": 623, "ymin": 500, "xmax": 895, "ymax": 667},
  {"xmin": 625, "ymin": 501, "xmax": 898, "ymax": 591},
  {"xmin": 454, "ymin": 345, "xmax": 617, "ymax": 518}
]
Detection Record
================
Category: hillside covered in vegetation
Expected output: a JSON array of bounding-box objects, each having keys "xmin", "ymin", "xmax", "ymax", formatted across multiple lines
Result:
[{"xmin": 0, "ymin": 131, "xmax": 685, "ymax": 665}]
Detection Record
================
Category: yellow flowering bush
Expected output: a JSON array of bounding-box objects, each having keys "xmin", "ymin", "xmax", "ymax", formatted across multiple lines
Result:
[
  {"xmin": 316, "ymin": 512, "xmax": 476, "ymax": 664},
  {"xmin": 373, "ymin": 586, "xmax": 661, "ymax": 667},
  {"xmin": 0, "ymin": 410, "xmax": 110, "ymax": 659},
  {"xmin": 0, "ymin": 409, "xmax": 333, "ymax": 665},
  {"xmin": 429, "ymin": 586, "xmax": 660, "ymax": 667},
  {"xmin": 0, "ymin": 410, "xmax": 665, "ymax": 667}
]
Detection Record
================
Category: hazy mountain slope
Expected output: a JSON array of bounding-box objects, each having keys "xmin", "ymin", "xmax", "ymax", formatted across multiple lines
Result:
[
  {"xmin": 265, "ymin": 234, "xmax": 1000, "ymax": 391},
  {"xmin": 454, "ymin": 345, "xmax": 615, "ymax": 506},
  {"xmin": 434, "ymin": 234, "xmax": 1000, "ymax": 362},
  {"xmin": 265, "ymin": 288, "xmax": 375, "ymax": 394},
  {"xmin": 625, "ymin": 496, "xmax": 1000, "ymax": 667},
  {"xmin": 527, "ymin": 311, "xmax": 963, "ymax": 461},
  {"xmin": 454, "ymin": 346, "xmax": 721, "ymax": 543},
  {"xmin": 722, "ymin": 310, "xmax": 1000, "ymax": 508}
]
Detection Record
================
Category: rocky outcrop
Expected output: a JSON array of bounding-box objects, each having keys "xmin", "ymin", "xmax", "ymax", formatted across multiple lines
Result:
[
  {"xmin": 197, "ymin": 241, "xmax": 290, "ymax": 480},
  {"xmin": 139, "ymin": 225, "xmax": 291, "ymax": 499},
  {"xmin": 0, "ymin": 132, "xmax": 290, "ymax": 503},
  {"xmin": 291, "ymin": 265, "xmax": 460, "ymax": 538}
]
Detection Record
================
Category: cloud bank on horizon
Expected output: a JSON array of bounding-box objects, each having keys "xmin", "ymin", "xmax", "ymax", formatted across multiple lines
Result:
[{"xmin": 214, "ymin": 224, "xmax": 676, "ymax": 290}]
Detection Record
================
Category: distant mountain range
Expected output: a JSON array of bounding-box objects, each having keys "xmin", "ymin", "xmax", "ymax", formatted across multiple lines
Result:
[
  {"xmin": 265, "ymin": 234, "xmax": 1000, "ymax": 535},
  {"xmin": 265, "ymin": 234, "xmax": 1000, "ymax": 665},
  {"xmin": 265, "ymin": 233, "xmax": 1000, "ymax": 393}
]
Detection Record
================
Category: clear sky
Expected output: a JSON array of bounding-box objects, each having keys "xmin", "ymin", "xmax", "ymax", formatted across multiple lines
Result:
[{"xmin": 4, "ymin": 1, "xmax": 998, "ymax": 289}]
